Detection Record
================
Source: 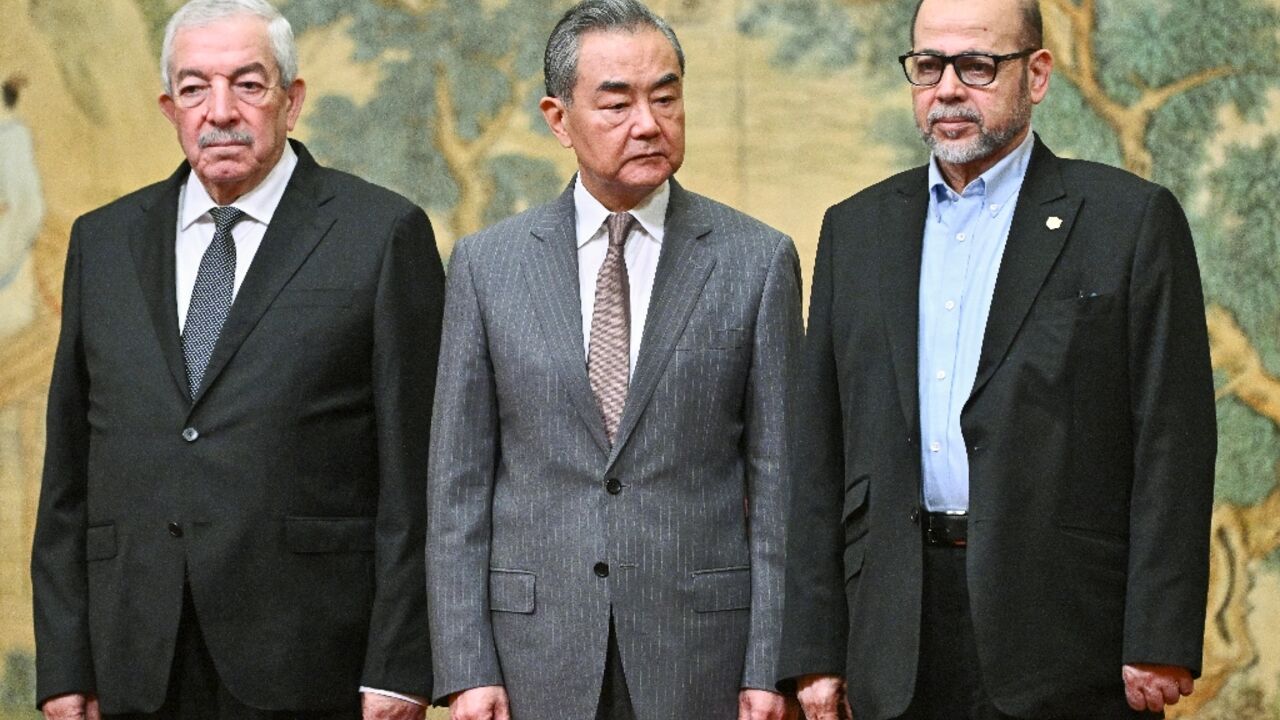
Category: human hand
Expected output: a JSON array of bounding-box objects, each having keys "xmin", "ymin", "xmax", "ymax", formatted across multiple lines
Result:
[
  {"xmin": 739, "ymin": 688, "xmax": 788, "ymax": 720},
  {"xmin": 362, "ymin": 692, "xmax": 425, "ymax": 720},
  {"xmin": 41, "ymin": 693, "xmax": 101, "ymax": 720},
  {"xmin": 1122, "ymin": 663, "xmax": 1194, "ymax": 713},
  {"xmin": 448, "ymin": 685, "xmax": 510, "ymax": 720},
  {"xmin": 795, "ymin": 674, "xmax": 852, "ymax": 720}
]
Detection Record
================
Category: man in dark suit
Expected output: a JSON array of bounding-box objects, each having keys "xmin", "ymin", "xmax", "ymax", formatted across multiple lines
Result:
[
  {"xmin": 30, "ymin": 2, "xmax": 443, "ymax": 718},
  {"xmin": 426, "ymin": 2, "xmax": 800, "ymax": 719},
  {"xmin": 779, "ymin": 0, "xmax": 1216, "ymax": 719}
]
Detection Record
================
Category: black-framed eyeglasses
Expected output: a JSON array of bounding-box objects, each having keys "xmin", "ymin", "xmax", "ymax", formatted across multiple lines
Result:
[{"xmin": 898, "ymin": 49, "xmax": 1037, "ymax": 87}]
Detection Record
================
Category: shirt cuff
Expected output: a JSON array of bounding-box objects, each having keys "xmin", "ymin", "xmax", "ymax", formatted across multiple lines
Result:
[{"xmin": 360, "ymin": 686, "xmax": 428, "ymax": 706}]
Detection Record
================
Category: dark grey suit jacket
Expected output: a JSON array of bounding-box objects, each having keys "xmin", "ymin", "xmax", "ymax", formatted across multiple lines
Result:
[
  {"xmin": 428, "ymin": 179, "xmax": 802, "ymax": 719},
  {"xmin": 780, "ymin": 137, "xmax": 1217, "ymax": 719},
  {"xmin": 32, "ymin": 141, "xmax": 444, "ymax": 713}
]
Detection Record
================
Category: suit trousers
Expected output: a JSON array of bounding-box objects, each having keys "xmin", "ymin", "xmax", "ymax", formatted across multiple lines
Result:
[
  {"xmin": 895, "ymin": 544, "xmax": 1161, "ymax": 720},
  {"xmin": 105, "ymin": 583, "xmax": 360, "ymax": 720},
  {"xmin": 595, "ymin": 614, "xmax": 636, "ymax": 720}
]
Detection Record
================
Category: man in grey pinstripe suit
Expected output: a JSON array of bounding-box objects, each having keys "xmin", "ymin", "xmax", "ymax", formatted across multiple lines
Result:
[{"xmin": 426, "ymin": 2, "xmax": 801, "ymax": 719}]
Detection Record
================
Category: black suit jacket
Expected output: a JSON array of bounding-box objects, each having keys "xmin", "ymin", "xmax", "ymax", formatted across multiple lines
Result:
[
  {"xmin": 780, "ymin": 137, "xmax": 1216, "ymax": 719},
  {"xmin": 31, "ymin": 141, "xmax": 444, "ymax": 713}
]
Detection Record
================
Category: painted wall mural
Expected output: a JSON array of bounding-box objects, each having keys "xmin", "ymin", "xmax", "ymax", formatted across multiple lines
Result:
[{"xmin": 0, "ymin": 0, "xmax": 1276, "ymax": 717}]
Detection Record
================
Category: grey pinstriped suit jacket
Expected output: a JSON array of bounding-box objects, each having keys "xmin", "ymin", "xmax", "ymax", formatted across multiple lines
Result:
[{"xmin": 427, "ymin": 178, "xmax": 802, "ymax": 720}]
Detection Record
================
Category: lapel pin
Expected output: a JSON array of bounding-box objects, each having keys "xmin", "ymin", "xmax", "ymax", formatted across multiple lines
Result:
[{"xmin": 1046, "ymin": 216, "xmax": 1063, "ymax": 230}]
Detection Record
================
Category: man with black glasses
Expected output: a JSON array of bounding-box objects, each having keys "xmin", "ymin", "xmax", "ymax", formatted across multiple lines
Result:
[{"xmin": 778, "ymin": 0, "xmax": 1216, "ymax": 718}]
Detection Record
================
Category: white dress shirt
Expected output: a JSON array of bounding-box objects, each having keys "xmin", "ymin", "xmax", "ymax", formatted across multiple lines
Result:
[
  {"xmin": 576, "ymin": 177, "xmax": 669, "ymax": 375},
  {"xmin": 174, "ymin": 143, "xmax": 424, "ymax": 707},
  {"xmin": 175, "ymin": 143, "xmax": 297, "ymax": 332}
]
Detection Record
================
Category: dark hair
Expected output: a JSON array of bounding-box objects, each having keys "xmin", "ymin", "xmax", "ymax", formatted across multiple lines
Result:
[
  {"xmin": 544, "ymin": 0, "xmax": 685, "ymax": 104},
  {"xmin": 910, "ymin": 0, "xmax": 1043, "ymax": 50}
]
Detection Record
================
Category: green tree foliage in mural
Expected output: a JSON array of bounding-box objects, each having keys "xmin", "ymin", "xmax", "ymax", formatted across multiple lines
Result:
[
  {"xmin": 284, "ymin": 0, "xmax": 568, "ymax": 240},
  {"xmin": 739, "ymin": 0, "xmax": 1280, "ymax": 716}
]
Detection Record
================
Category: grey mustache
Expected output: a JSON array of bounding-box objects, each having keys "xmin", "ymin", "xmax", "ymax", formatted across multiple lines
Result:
[
  {"xmin": 198, "ymin": 129, "xmax": 254, "ymax": 148},
  {"xmin": 927, "ymin": 107, "xmax": 982, "ymax": 125}
]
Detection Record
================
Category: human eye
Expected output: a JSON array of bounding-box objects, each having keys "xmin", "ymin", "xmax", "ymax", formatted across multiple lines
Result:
[
  {"xmin": 177, "ymin": 82, "xmax": 208, "ymax": 98},
  {"xmin": 957, "ymin": 55, "xmax": 996, "ymax": 83},
  {"xmin": 234, "ymin": 79, "xmax": 268, "ymax": 99},
  {"xmin": 913, "ymin": 55, "xmax": 944, "ymax": 75}
]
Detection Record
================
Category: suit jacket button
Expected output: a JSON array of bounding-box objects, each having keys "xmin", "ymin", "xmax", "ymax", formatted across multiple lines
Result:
[
  {"xmin": 909, "ymin": 508, "xmax": 921, "ymax": 524},
  {"xmin": 182, "ymin": 427, "xmax": 199, "ymax": 443},
  {"xmin": 168, "ymin": 522, "xmax": 184, "ymax": 538},
  {"xmin": 593, "ymin": 561, "xmax": 610, "ymax": 578},
  {"xmin": 605, "ymin": 478, "xmax": 622, "ymax": 495}
]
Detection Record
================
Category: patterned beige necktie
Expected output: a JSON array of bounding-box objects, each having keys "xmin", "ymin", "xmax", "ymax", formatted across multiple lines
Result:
[{"xmin": 589, "ymin": 212, "xmax": 636, "ymax": 445}]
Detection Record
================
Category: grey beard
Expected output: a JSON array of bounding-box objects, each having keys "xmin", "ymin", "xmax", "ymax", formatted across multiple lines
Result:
[{"xmin": 921, "ymin": 105, "xmax": 1028, "ymax": 165}]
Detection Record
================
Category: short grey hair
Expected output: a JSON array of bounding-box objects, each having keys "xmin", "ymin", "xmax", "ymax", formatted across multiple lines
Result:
[
  {"xmin": 544, "ymin": 0, "xmax": 685, "ymax": 105},
  {"xmin": 161, "ymin": 0, "xmax": 298, "ymax": 95}
]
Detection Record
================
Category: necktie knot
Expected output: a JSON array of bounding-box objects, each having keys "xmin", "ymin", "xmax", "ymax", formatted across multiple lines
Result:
[
  {"xmin": 606, "ymin": 212, "xmax": 636, "ymax": 249},
  {"xmin": 209, "ymin": 206, "xmax": 246, "ymax": 234}
]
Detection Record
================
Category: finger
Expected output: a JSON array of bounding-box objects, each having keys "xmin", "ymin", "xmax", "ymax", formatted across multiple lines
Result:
[
  {"xmin": 1178, "ymin": 674, "xmax": 1195, "ymax": 696},
  {"xmin": 841, "ymin": 696, "xmax": 854, "ymax": 720},
  {"xmin": 1142, "ymin": 684, "xmax": 1165, "ymax": 713},
  {"xmin": 1161, "ymin": 679, "xmax": 1181, "ymax": 706},
  {"xmin": 800, "ymin": 703, "xmax": 837, "ymax": 720},
  {"xmin": 1124, "ymin": 678, "xmax": 1145, "ymax": 711}
]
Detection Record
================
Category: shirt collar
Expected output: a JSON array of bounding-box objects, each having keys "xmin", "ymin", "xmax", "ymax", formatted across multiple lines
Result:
[
  {"xmin": 574, "ymin": 176, "xmax": 670, "ymax": 249},
  {"xmin": 927, "ymin": 129, "xmax": 1035, "ymax": 218},
  {"xmin": 180, "ymin": 142, "xmax": 299, "ymax": 230}
]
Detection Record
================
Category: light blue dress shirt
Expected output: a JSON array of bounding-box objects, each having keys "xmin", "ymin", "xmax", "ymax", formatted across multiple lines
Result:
[{"xmin": 918, "ymin": 132, "xmax": 1035, "ymax": 512}]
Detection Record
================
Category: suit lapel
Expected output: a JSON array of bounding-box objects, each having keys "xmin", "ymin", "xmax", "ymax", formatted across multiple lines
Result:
[
  {"xmin": 189, "ymin": 142, "xmax": 337, "ymax": 408},
  {"xmin": 130, "ymin": 164, "xmax": 190, "ymax": 399},
  {"xmin": 524, "ymin": 184, "xmax": 612, "ymax": 455},
  {"xmin": 608, "ymin": 181, "xmax": 715, "ymax": 467},
  {"xmin": 968, "ymin": 138, "xmax": 1080, "ymax": 401},
  {"xmin": 881, "ymin": 171, "xmax": 929, "ymax": 438}
]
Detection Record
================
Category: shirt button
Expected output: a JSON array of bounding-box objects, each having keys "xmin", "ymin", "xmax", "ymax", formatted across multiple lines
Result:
[
  {"xmin": 168, "ymin": 522, "xmax": 184, "ymax": 538},
  {"xmin": 956, "ymin": 233, "xmax": 966, "ymax": 242},
  {"xmin": 990, "ymin": 204, "xmax": 1001, "ymax": 211},
  {"xmin": 935, "ymin": 370, "xmax": 947, "ymax": 380},
  {"xmin": 605, "ymin": 478, "xmax": 622, "ymax": 495},
  {"xmin": 944, "ymin": 300, "xmax": 956, "ymax": 311},
  {"xmin": 930, "ymin": 441, "xmax": 942, "ymax": 453},
  {"xmin": 182, "ymin": 427, "xmax": 199, "ymax": 442},
  {"xmin": 593, "ymin": 562, "xmax": 610, "ymax": 578}
]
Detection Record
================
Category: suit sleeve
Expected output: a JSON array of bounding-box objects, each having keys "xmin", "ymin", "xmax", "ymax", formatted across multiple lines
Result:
[
  {"xmin": 777, "ymin": 209, "xmax": 850, "ymax": 686},
  {"xmin": 361, "ymin": 205, "xmax": 444, "ymax": 695},
  {"xmin": 425, "ymin": 237, "xmax": 505, "ymax": 702},
  {"xmin": 1121, "ymin": 186, "xmax": 1217, "ymax": 674},
  {"xmin": 31, "ymin": 220, "xmax": 96, "ymax": 706},
  {"xmin": 739, "ymin": 234, "xmax": 804, "ymax": 691}
]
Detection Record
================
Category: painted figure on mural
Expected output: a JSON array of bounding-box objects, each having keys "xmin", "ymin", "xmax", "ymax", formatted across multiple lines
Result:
[
  {"xmin": 426, "ymin": 1, "xmax": 802, "ymax": 719},
  {"xmin": 0, "ymin": 74, "xmax": 45, "ymax": 339},
  {"xmin": 779, "ymin": 0, "xmax": 1217, "ymax": 719},
  {"xmin": 30, "ymin": 1, "xmax": 444, "ymax": 718}
]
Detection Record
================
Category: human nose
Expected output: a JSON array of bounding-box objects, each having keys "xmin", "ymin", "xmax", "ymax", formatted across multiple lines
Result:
[
  {"xmin": 629, "ymin": 101, "xmax": 660, "ymax": 138},
  {"xmin": 934, "ymin": 61, "xmax": 967, "ymax": 100},
  {"xmin": 206, "ymin": 79, "xmax": 241, "ymax": 125}
]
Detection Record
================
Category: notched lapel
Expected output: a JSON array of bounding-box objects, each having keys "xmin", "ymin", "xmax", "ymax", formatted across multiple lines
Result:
[
  {"xmin": 524, "ymin": 187, "xmax": 612, "ymax": 455},
  {"xmin": 608, "ymin": 185, "xmax": 715, "ymax": 466},
  {"xmin": 189, "ymin": 150, "xmax": 337, "ymax": 408},
  {"xmin": 969, "ymin": 143, "xmax": 1080, "ymax": 401},
  {"xmin": 130, "ymin": 167, "xmax": 189, "ymax": 399},
  {"xmin": 881, "ymin": 177, "xmax": 929, "ymax": 436}
]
